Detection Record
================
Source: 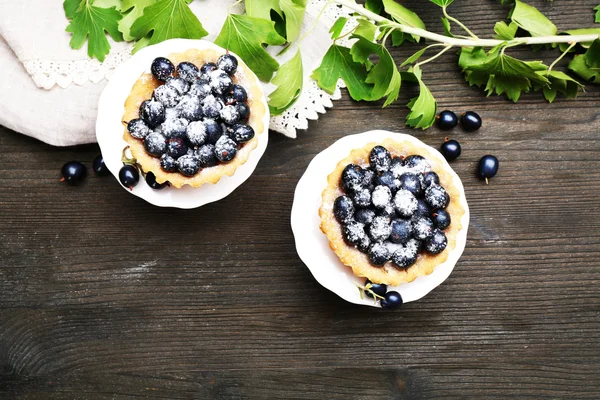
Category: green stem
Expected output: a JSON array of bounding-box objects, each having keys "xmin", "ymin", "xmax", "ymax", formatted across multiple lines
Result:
[
  {"xmin": 547, "ymin": 42, "xmax": 576, "ymax": 74},
  {"xmin": 443, "ymin": 7, "xmax": 478, "ymax": 40},
  {"xmin": 228, "ymin": 0, "xmax": 243, "ymax": 14},
  {"xmin": 298, "ymin": 0, "xmax": 333, "ymax": 44},
  {"xmin": 415, "ymin": 45, "xmax": 453, "ymax": 68}
]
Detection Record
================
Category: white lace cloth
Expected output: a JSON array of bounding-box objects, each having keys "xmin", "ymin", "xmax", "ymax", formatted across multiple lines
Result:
[{"xmin": 0, "ymin": 0, "xmax": 353, "ymax": 145}]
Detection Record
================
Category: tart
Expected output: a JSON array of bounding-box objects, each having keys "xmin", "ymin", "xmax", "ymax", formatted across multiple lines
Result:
[
  {"xmin": 122, "ymin": 48, "xmax": 267, "ymax": 189},
  {"xmin": 319, "ymin": 138, "xmax": 466, "ymax": 286}
]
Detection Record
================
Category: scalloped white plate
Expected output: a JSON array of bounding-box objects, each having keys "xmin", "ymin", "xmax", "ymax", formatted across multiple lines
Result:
[
  {"xmin": 96, "ymin": 39, "xmax": 270, "ymax": 209},
  {"xmin": 291, "ymin": 131, "xmax": 470, "ymax": 307}
]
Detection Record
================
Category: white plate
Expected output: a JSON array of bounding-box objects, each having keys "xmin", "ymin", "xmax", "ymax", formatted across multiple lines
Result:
[
  {"xmin": 291, "ymin": 131, "xmax": 470, "ymax": 307},
  {"xmin": 96, "ymin": 39, "xmax": 270, "ymax": 209}
]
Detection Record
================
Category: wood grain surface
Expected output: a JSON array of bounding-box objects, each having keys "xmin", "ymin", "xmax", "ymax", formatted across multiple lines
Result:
[{"xmin": 1, "ymin": 1, "xmax": 600, "ymax": 398}]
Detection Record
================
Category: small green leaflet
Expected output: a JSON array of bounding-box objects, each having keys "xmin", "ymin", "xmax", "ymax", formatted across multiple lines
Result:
[
  {"xmin": 215, "ymin": 14, "xmax": 286, "ymax": 82},
  {"xmin": 129, "ymin": 0, "xmax": 208, "ymax": 50},
  {"xmin": 355, "ymin": 19, "xmax": 378, "ymax": 43},
  {"xmin": 245, "ymin": 0, "xmax": 307, "ymax": 42},
  {"xmin": 365, "ymin": 0, "xmax": 383, "ymax": 14},
  {"xmin": 64, "ymin": 0, "xmax": 81, "ymax": 19},
  {"xmin": 400, "ymin": 47, "xmax": 428, "ymax": 67},
  {"xmin": 405, "ymin": 66, "xmax": 437, "ymax": 129},
  {"xmin": 595, "ymin": 5, "xmax": 600, "ymax": 23},
  {"xmin": 535, "ymin": 70, "xmax": 584, "ymax": 103},
  {"xmin": 269, "ymin": 50, "xmax": 304, "ymax": 115},
  {"xmin": 509, "ymin": 0, "xmax": 557, "ymax": 37},
  {"xmin": 494, "ymin": 21, "xmax": 518, "ymax": 40},
  {"xmin": 350, "ymin": 37, "xmax": 401, "ymax": 106},
  {"xmin": 311, "ymin": 45, "xmax": 373, "ymax": 101},
  {"xmin": 245, "ymin": 0, "xmax": 281, "ymax": 21},
  {"xmin": 64, "ymin": 0, "xmax": 123, "ymax": 62},
  {"xmin": 429, "ymin": 0, "xmax": 454, "ymax": 7},
  {"xmin": 585, "ymin": 39, "xmax": 600, "ymax": 68},
  {"xmin": 119, "ymin": 0, "xmax": 155, "ymax": 41},
  {"xmin": 330, "ymin": 17, "xmax": 348, "ymax": 40},
  {"xmin": 569, "ymin": 54, "xmax": 600, "ymax": 82},
  {"xmin": 382, "ymin": 0, "xmax": 426, "ymax": 41},
  {"xmin": 441, "ymin": 17, "xmax": 453, "ymax": 37}
]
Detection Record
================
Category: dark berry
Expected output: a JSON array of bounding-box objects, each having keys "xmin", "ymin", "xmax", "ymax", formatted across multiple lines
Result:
[
  {"xmin": 209, "ymin": 69, "xmax": 233, "ymax": 95},
  {"xmin": 176, "ymin": 95, "xmax": 203, "ymax": 121},
  {"xmin": 204, "ymin": 119, "xmax": 223, "ymax": 144},
  {"xmin": 202, "ymin": 95, "xmax": 224, "ymax": 119},
  {"xmin": 334, "ymin": 196, "xmax": 355, "ymax": 223},
  {"xmin": 389, "ymin": 156, "xmax": 404, "ymax": 177},
  {"xmin": 153, "ymin": 85, "xmax": 180, "ymax": 108},
  {"xmin": 478, "ymin": 155, "xmax": 499, "ymax": 182},
  {"xmin": 160, "ymin": 154, "xmax": 177, "ymax": 172},
  {"xmin": 195, "ymin": 144, "xmax": 218, "ymax": 167},
  {"xmin": 177, "ymin": 155, "xmax": 200, "ymax": 176},
  {"xmin": 217, "ymin": 53, "xmax": 239, "ymax": 75},
  {"xmin": 415, "ymin": 199, "xmax": 431, "ymax": 217},
  {"xmin": 200, "ymin": 62, "xmax": 217, "ymax": 75},
  {"xmin": 355, "ymin": 208, "xmax": 376, "ymax": 225},
  {"xmin": 376, "ymin": 171, "xmax": 400, "ymax": 193},
  {"xmin": 236, "ymin": 103, "xmax": 250, "ymax": 122},
  {"xmin": 368, "ymin": 242, "xmax": 391, "ymax": 266},
  {"xmin": 228, "ymin": 124, "xmax": 255, "ymax": 143},
  {"xmin": 143, "ymin": 132, "xmax": 167, "ymax": 157},
  {"xmin": 119, "ymin": 164, "xmax": 139, "ymax": 189},
  {"xmin": 369, "ymin": 145, "xmax": 391, "ymax": 173},
  {"xmin": 362, "ymin": 168, "xmax": 376, "ymax": 190},
  {"xmin": 377, "ymin": 204, "xmax": 397, "ymax": 218},
  {"xmin": 421, "ymin": 171, "xmax": 440, "ymax": 188},
  {"xmin": 161, "ymin": 117, "xmax": 188, "ymax": 139},
  {"xmin": 151, "ymin": 57, "xmax": 174, "ymax": 81},
  {"xmin": 220, "ymin": 104, "xmax": 240, "ymax": 124},
  {"xmin": 425, "ymin": 229, "xmax": 448, "ymax": 254},
  {"xmin": 215, "ymin": 136, "xmax": 238, "ymax": 163},
  {"xmin": 368, "ymin": 215, "xmax": 392, "ymax": 242},
  {"xmin": 229, "ymin": 85, "xmax": 247, "ymax": 103},
  {"xmin": 380, "ymin": 291, "xmax": 403, "ymax": 309},
  {"xmin": 352, "ymin": 187, "xmax": 371, "ymax": 208},
  {"xmin": 364, "ymin": 279, "xmax": 387, "ymax": 298},
  {"xmin": 440, "ymin": 139, "xmax": 461, "ymax": 161},
  {"xmin": 166, "ymin": 138, "xmax": 188, "ymax": 159},
  {"xmin": 391, "ymin": 241, "xmax": 419, "ymax": 269},
  {"xmin": 390, "ymin": 219, "xmax": 413, "ymax": 244},
  {"xmin": 127, "ymin": 118, "xmax": 151, "ymax": 139},
  {"xmin": 188, "ymin": 80, "xmax": 212, "ymax": 100},
  {"xmin": 92, "ymin": 155, "xmax": 109, "ymax": 176},
  {"xmin": 176, "ymin": 61, "xmax": 199, "ymax": 83},
  {"xmin": 436, "ymin": 110, "xmax": 458, "ymax": 130},
  {"xmin": 424, "ymin": 185, "xmax": 449, "ymax": 210},
  {"xmin": 186, "ymin": 121, "xmax": 207, "ymax": 146},
  {"xmin": 165, "ymin": 77, "xmax": 190, "ymax": 96},
  {"xmin": 342, "ymin": 221, "xmax": 368, "ymax": 248},
  {"xmin": 393, "ymin": 189, "xmax": 418, "ymax": 218},
  {"xmin": 398, "ymin": 172, "xmax": 422, "ymax": 197},
  {"xmin": 432, "ymin": 209, "xmax": 451, "ymax": 230},
  {"xmin": 341, "ymin": 164, "xmax": 364, "ymax": 193},
  {"xmin": 371, "ymin": 185, "xmax": 392, "ymax": 209},
  {"xmin": 145, "ymin": 171, "xmax": 168, "ymax": 190},
  {"xmin": 412, "ymin": 217, "xmax": 434, "ymax": 240},
  {"xmin": 60, "ymin": 161, "xmax": 87, "ymax": 185},
  {"xmin": 403, "ymin": 155, "xmax": 431, "ymax": 172},
  {"xmin": 461, "ymin": 111, "xmax": 482, "ymax": 131},
  {"xmin": 139, "ymin": 100, "xmax": 165, "ymax": 128}
]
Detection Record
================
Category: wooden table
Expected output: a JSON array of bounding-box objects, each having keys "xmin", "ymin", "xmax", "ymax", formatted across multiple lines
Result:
[{"xmin": 1, "ymin": 1, "xmax": 599, "ymax": 398}]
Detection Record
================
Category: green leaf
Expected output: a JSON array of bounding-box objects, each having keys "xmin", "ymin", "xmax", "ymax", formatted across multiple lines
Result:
[
  {"xmin": 245, "ymin": 0, "xmax": 281, "ymax": 21},
  {"xmin": 365, "ymin": 0, "xmax": 383, "ymax": 14},
  {"xmin": 585, "ymin": 39, "xmax": 600, "ymax": 68},
  {"xmin": 391, "ymin": 30, "xmax": 405, "ymax": 46},
  {"xmin": 382, "ymin": 0, "xmax": 426, "ymax": 41},
  {"xmin": 94, "ymin": 0, "xmax": 121, "ymax": 8},
  {"xmin": 429, "ymin": 0, "xmax": 454, "ymax": 7},
  {"xmin": 129, "ymin": 0, "xmax": 208, "ymax": 50},
  {"xmin": 441, "ymin": 17, "xmax": 453, "ymax": 37},
  {"xmin": 64, "ymin": 0, "xmax": 81, "ymax": 19},
  {"xmin": 119, "ymin": 0, "xmax": 155, "ymax": 41},
  {"xmin": 406, "ymin": 66, "xmax": 437, "ymax": 129},
  {"xmin": 535, "ymin": 70, "xmax": 584, "ymax": 103},
  {"xmin": 595, "ymin": 5, "xmax": 600, "ymax": 23},
  {"xmin": 215, "ymin": 14, "xmax": 286, "ymax": 82},
  {"xmin": 311, "ymin": 44, "xmax": 373, "ymax": 101},
  {"xmin": 330, "ymin": 17, "xmax": 348, "ymax": 40},
  {"xmin": 569, "ymin": 54, "xmax": 600, "ymax": 82},
  {"xmin": 461, "ymin": 46, "xmax": 551, "ymax": 102},
  {"xmin": 400, "ymin": 47, "xmax": 428, "ymax": 67},
  {"xmin": 509, "ymin": 0, "xmax": 557, "ymax": 37},
  {"xmin": 280, "ymin": 0, "xmax": 308, "ymax": 42},
  {"xmin": 494, "ymin": 21, "xmax": 518, "ymax": 40},
  {"xmin": 65, "ymin": 0, "xmax": 123, "ymax": 62},
  {"xmin": 350, "ymin": 37, "xmax": 401, "ymax": 106},
  {"xmin": 269, "ymin": 49, "xmax": 304, "ymax": 115},
  {"xmin": 355, "ymin": 19, "xmax": 378, "ymax": 42}
]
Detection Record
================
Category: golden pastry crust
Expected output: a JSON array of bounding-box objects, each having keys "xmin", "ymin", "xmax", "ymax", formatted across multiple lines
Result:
[
  {"xmin": 319, "ymin": 138, "xmax": 466, "ymax": 286},
  {"xmin": 122, "ymin": 48, "xmax": 266, "ymax": 188}
]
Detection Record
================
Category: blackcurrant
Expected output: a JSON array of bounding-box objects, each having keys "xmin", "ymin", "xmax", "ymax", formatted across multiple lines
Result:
[
  {"xmin": 92, "ymin": 155, "xmax": 109, "ymax": 176},
  {"xmin": 364, "ymin": 279, "xmax": 387, "ymax": 298},
  {"xmin": 380, "ymin": 291, "xmax": 403, "ymax": 309},
  {"xmin": 119, "ymin": 165, "xmax": 139, "ymax": 190},
  {"xmin": 436, "ymin": 110, "xmax": 458, "ymax": 130},
  {"xmin": 150, "ymin": 57, "xmax": 175, "ymax": 81},
  {"xmin": 60, "ymin": 161, "xmax": 87, "ymax": 185},
  {"xmin": 145, "ymin": 171, "xmax": 168, "ymax": 190},
  {"xmin": 440, "ymin": 139, "xmax": 461, "ymax": 161},
  {"xmin": 478, "ymin": 155, "xmax": 499, "ymax": 183},
  {"xmin": 461, "ymin": 111, "xmax": 482, "ymax": 132}
]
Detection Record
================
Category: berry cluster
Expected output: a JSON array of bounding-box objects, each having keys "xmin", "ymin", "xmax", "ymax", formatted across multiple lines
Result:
[
  {"xmin": 127, "ymin": 54, "xmax": 255, "ymax": 177},
  {"xmin": 334, "ymin": 146, "xmax": 452, "ymax": 270},
  {"xmin": 361, "ymin": 280, "xmax": 403, "ymax": 310}
]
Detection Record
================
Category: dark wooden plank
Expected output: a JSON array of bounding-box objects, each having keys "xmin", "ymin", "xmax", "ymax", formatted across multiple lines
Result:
[{"xmin": 1, "ymin": 0, "xmax": 600, "ymax": 398}]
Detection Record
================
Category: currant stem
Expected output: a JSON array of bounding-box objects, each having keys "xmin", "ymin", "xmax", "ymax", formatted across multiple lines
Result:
[
  {"xmin": 547, "ymin": 42, "xmax": 576, "ymax": 75},
  {"xmin": 332, "ymin": 0, "xmax": 600, "ymax": 48},
  {"xmin": 443, "ymin": 7, "xmax": 479, "ymax": 40},
  {"xmin": 415, "ymin": 45, "xmax": 453, "ymax": 68}
]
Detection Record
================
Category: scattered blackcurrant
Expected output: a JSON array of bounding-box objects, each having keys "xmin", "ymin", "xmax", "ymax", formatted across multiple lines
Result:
[{"xmin": 60, "ymin": 161, "xmax": 87, "ymax": 185}]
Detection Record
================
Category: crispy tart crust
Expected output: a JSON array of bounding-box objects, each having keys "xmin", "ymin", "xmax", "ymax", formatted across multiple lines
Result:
[
  {"xmin": 319, "ymin": 138, "xmax": 466, "ymax": 286},
  {"xmin": 122, "ymin": 48, "xmax": 266, "ymax": 189}
]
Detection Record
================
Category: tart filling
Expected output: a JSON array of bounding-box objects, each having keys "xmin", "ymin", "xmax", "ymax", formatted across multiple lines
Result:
[
  {"xmin": 319, "ymin": 138, "xmax": 466, "ymax": 286},
  {"xmin": 122, "ymin": 48, "xmax": 266, "ymax": 188}
]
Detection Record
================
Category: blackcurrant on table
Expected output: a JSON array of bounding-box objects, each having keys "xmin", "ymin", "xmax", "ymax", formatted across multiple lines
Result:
[{"xmin": 1, "ymin": 1, "xmax": 599, "ymax": 398}]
